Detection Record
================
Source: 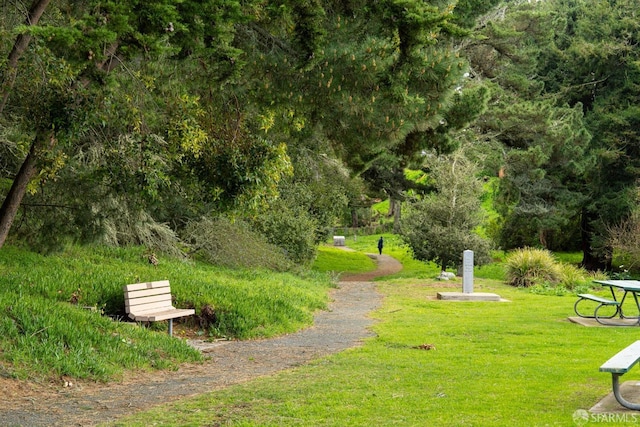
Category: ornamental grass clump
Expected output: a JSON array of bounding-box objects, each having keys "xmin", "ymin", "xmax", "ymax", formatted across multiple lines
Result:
[{"xmin": 505, "ymin": 247, "xmax": 561, "ymax": 287}]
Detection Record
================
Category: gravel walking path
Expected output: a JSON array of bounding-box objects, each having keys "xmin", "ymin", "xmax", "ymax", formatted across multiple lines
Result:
[{"xmin": 0, "ymin": 253, "xmax": 402, "ymax": 427}]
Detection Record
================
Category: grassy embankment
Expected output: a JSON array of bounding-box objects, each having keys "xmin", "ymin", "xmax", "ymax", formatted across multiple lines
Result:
[
  {"xmin": 0, "ymin": 245, "xmax": 334, "ymax": 381},
  {"xmin": 103, "ymin": 235, "xmax": 638, "ymax": 427}
]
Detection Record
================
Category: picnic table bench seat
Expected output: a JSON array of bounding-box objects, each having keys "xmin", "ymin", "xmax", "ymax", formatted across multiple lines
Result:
[
  {"xmin": 574, "ymin": 293, "xmax": 620, "ymax": 322},
  {"xmin": 124, "ymin": 280, "xmax": 195, "ymax": 336},
  {"xmin": 600, "ymin": 341, "xmax": 640, "ymax": 410}
]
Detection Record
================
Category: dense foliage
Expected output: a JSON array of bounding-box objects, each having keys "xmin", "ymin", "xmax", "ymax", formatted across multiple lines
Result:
[
  {"xmin": 466, "ymin": 0, "xmax": 640, "ymax": 270},
  {"xmin": 1, "ymin": 0, "xmax": 639, "ymax": 271},
  {"xmin": 0, "ymin": 0, "xmax": 501, "ymax": 264}
]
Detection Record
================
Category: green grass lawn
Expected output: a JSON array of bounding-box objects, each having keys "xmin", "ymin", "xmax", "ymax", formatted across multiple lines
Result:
[
  {"xmin": 3, "ymin": 240, "xmax": 635, "ymax": 426},
  {"xmin": 312, "ymin": 245, "xmax": 377, "ymax": 275},
  {"xmin": 105, "ymin": 272, "xmax": 637, "ymax": 426}
]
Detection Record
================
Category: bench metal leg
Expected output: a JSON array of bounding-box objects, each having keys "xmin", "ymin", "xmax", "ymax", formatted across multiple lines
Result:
[
  {"xmin": 574, "ymin": 298, "xmax": 619, "ymax": 319},
  {"xmin": 612, "ymin": 373, "xmax": 640, "ymax": 410},
  {"xmin": 168, "ymin": 318, "xmax": 173, "ymax": 336}
]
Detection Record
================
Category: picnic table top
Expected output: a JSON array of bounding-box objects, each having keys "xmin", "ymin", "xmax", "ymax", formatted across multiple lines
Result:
[{"xmin": 594, "ymin": 280, "xmax": 640, "ymax": 291}]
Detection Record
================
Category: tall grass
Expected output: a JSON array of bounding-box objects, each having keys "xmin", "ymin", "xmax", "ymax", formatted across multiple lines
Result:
[
  {"xmin": 0, "ymin": 291, "xmax": 200, "ymax": 381},
  {"xmin": 505, "ymin": 247, "xmax": 561, "ymax": 287},
  {"xmin": 505, "ymin": 247, "xmax": 608, "ymax": 292},
  {"xmin": 0, "ymin": 244, "xmax": 333, "ymax": 380}
]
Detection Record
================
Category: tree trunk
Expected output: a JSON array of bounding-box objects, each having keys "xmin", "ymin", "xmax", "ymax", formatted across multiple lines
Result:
[
  {"xmin": 392, "ymin": 199, "xmax": 401, "ymax": 233},
  {"xmin": 538, "ymin": 229, "xmax": 547, "ymax": 249},
  {"xmin": 580, "ymin": 208, "xmax": 612, "ymax": 271},
  {"xmin": 0, "ymin": 130, "xmax": 54, "ymax": 248},
  {"xmin": 0, "ymin": 0, "xmax": 52, "ymax": 115},
  {"xmin": 387, "ymin": 198, "xmax": 396, "ymax": 217}
]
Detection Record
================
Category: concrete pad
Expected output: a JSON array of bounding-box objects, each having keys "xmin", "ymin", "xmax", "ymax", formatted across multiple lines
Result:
[
  {"xmin": 591, "ymin": 380, "xmax": 640, "ymax": 413},
  {"xmin": 568, "ymin": 316, "xmax": 640, "ymax": 327},
  {"xmin": 436, "ymin": 292, "xmax": 503, "ymax": 301}
]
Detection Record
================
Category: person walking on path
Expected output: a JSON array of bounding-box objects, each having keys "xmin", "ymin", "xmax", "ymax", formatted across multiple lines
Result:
[{"xmin": 377, "ymin": 236, "xmax": 384, "ymax": 255}]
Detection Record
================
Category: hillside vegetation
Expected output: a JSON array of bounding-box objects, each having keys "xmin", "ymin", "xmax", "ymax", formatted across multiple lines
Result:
[{"xmin": 0, "ymin": 245, "xmax": 333, "ymax": 380}]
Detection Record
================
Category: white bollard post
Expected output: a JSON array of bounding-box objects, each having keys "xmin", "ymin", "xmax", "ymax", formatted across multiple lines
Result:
[{"xmin": 463, "ymin": 250, "xmax": 474, "ymax": 294}]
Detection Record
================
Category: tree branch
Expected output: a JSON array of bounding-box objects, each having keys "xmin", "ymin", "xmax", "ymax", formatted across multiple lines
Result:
[{"xmin": 0, "ymin": 0, "xmax": 52, "ymax": 115}]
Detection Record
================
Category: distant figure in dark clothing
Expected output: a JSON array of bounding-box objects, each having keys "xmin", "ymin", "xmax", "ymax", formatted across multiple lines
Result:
[{"xmin": 377, "ymin": 237, "xmax": 384, "ymax": 255}]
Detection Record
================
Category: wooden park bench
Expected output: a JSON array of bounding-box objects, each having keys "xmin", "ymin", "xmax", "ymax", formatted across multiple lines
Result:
[
  {"xmin": 124, "ymin": 280, "xmax": 195, "ymax": 336},
  {"xmin": 600, "ymin": 340, "xmax": 640, "ymax": 410}
]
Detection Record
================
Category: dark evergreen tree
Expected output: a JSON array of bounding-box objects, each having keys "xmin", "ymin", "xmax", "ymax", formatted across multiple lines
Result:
[
  {"xmin": 464, "ymin": 1, "xmax": 594, "ymax": 255},
  {"xmin": 536, "ymin": 0, "xmax": 640, "ymax": 270}
]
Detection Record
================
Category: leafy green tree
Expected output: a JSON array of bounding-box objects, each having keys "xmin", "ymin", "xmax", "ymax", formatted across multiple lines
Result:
[
  {"xmin": 473, "ymin": 0, "xmax": 640, "ymax": 270},
  {"xmin": 400, "ymin": 148, "xmax": 491, "ymax": 272},
  {"xmin": 0, "ymin": 1, "xmax": 293, "ymax": 250},
  {"xmin": 0, "ymin": 0, "xmax": 504, "ymax": 256},
  {"xmin": 0, "ymin": 0, "xmax": 199, "ymax": 248}
]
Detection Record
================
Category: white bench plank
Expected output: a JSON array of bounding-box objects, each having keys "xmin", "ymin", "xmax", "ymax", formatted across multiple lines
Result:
[
  {"xmin": 123, "ymin": 280, "xmax": 171, "ymax": 292},
  {"xmin": 129, "ymin": 308, "xmax": 195, "ymax": 322},
  {"xmin": 123, "ymin": 280, "xmax": 194, "ymax": 335},
  {"xmin": 128, "ymin": 300, "xmax": 175, "ymax": 313},
  {"xmin": 125, "ymin": 293, "xmax": 173, "ymax": 308},
  {"xmin": 600, "ymin": 341, "xmax": 640, "ymax": 374}
]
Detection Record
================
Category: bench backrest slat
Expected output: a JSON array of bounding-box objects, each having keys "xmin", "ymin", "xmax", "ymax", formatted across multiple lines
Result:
[
  {"xmin": 124, "ymin": 280, "xmax": 175, "ymax": 315},
  {"xmin": 124, "ymin": 280, "xmax": 171, "ymax": 293},
  {"xmin": 600, "ymin": 340, "xmax": 640, "ymax": 374},
  {"xmin": 125, "ymin": 293, "xmax": 171, "ymax": 308}
]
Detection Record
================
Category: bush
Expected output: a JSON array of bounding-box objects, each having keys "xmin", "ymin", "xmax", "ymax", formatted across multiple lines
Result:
[
  {"xmin": 251, "ymin": 198, "xmax": 318, "ymax": 266},
  {"xmin": 505, "ymin": 248, "xmax": 608, "ymax": 291},
  {"xmin": 505, "ymin": 248, "xmax": 560, "ymax": 287},
  {"xmin": 183, "ymin": 217, "xmax": 293, "ymax": 271}
]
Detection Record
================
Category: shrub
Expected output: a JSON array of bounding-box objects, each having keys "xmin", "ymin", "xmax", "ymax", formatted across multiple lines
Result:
[
  {"xmin": 507, "ymin": 248, "xmax": 610, "ymax": 291},
  {"xmin": 251, "ymin": 198, "xmax": 318, "ymax": 266},
  {"xmin": 556, "ymin": 262, "xmax": 602, "ymax": 290},
  {"xmin": 505, "ymin": 248, "xmax": 560, "ymax": 287},
  {"xmin": 556, "ymin": 263, "xmax": 585, "ymax": 289},
  {"xmin": 183, "ymin": 217, "xmax": 293, "ymax": 271}
]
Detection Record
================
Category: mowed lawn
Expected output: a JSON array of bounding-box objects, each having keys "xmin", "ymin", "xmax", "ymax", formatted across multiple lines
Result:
[{"xmin": 105, "ymin": 276, "xmax": 638, "ymax": 427}]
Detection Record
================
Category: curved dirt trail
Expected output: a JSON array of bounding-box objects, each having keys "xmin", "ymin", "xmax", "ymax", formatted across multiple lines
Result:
[{"xmin": 0, "ymin": 253, "xmax": 402, "ymax": 427}]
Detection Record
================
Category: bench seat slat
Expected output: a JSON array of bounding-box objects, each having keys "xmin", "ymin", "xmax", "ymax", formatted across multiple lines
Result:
[
  {"xmin": 600, "ymin": 341, "xmax": 640, "ymax": 374},
  {"xmin": 577, "ymin": 293, "xmax": 620, "ymax": 305},
  {"xmin": 128, "ymin": 301, "xmax": 175, "ymax": 313},
  {"xmin": 129, "ymin": 308, "xmax": 195, "ymax": 322}
]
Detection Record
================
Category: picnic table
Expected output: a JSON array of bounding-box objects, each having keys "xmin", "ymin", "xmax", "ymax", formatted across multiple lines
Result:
[{"xmin": 574, "ymin": 280, "xmax": 640, "ymax": 326}]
